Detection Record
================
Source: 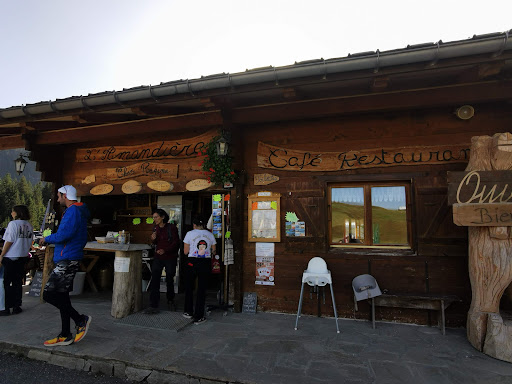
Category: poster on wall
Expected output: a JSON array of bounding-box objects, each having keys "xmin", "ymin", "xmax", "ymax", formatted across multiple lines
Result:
[
  {"xmin": 255, "ymin": 242, "xmax": 275, "ymax": 285},
  {"xmin": 255, "ymin": 256, "xmax": 275, "ymax": 285}
]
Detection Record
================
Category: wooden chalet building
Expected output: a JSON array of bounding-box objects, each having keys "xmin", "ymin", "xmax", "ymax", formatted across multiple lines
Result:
[{"xmin": 1, "ymin": 31, "xmax": 511, "ymax": 328}]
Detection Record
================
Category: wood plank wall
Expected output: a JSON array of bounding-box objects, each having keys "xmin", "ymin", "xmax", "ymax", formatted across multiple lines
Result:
[{"xmin": 240, "ymin": 105, "xmax": 512, "ymax": 327}]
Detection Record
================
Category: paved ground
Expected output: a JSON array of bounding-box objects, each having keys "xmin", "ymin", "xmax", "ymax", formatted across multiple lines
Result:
[{"xmin": 1, "ymin": 291, "xmax": 512, "ymax": 383}]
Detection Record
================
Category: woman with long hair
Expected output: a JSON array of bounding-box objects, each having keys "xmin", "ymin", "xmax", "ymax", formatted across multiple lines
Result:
[{"xmin": 0, "ymin": 205, "xmax": 33, "ymax": 316}]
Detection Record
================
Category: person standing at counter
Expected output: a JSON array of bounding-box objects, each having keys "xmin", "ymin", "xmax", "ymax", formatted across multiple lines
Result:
[
  {"xmin": 183, "ymin": 216, "xmax": 216, "ymax": 324},
  {"xmin": 39, "ymin": 185, "xmax": 92, "ymax": 346},
  {"xmin": 0, "ymin": 205, "xmax": 33, "ymax": 316},
  {"xmin": 144, "ymin": 208, "xmax": 180, "ymax": 314}
]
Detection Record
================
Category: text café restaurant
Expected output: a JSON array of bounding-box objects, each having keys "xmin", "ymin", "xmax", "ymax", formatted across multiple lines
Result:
[{"xmin": 1, "ymin": 31, "xmax": 511, "ymax": 331}]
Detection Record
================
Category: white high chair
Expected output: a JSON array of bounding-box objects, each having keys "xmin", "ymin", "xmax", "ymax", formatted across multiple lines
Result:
[{"xmin": 294, "ymin": 257, "xmax": 340, "ymax": 333}]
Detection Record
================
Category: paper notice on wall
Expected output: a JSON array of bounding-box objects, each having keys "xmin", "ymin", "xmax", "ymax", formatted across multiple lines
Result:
[
  {"xmin": 255, "ymin": 256, "xmax": 275, "ymax": 286},
  {"xmin": 256, "ymin": 242, "xmax": 274, "ymax": 257},
  {"xmin": 114, "ymin": 257, "xmax": 130, "ymax": 273}
]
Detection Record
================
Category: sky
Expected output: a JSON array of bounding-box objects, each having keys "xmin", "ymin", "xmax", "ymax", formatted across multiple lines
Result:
[{"xmin": 0, "ymin": 0, "xmax": 510, "ymax": 109}]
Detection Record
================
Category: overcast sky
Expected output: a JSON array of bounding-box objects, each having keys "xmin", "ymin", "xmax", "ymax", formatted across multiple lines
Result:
[{"xmin": 0, "ymin": 0, "xmax": 510, "ymax": 109}]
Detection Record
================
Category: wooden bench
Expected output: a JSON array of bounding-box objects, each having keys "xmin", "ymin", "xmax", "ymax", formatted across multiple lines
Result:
[{"xmin": 371, "ymin": 294, "xmax": 461, "ymax": 335}]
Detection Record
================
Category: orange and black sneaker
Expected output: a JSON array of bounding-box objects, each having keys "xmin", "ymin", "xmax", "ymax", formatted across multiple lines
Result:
[
  {"xmin": 44, "ymin": 334, "xmax": 74, "ymax": 347},
  {"xmin": 74, "ymin": 315, "xmax": 92, "ymax": 343}
]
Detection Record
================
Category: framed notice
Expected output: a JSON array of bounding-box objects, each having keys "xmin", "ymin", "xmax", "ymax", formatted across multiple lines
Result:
[{"xmin": 248, "ymin": 192, "xmax": 281, "ymax": 242}]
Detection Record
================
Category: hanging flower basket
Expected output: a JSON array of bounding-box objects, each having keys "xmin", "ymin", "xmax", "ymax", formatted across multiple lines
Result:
[{"xmin": 199, "ymin": 136, "xmax": 236, "ymax": 186}]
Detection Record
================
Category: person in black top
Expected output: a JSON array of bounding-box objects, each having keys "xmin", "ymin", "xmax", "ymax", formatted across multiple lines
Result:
[{"xmin": 144, "ymin": 209, "xmax": 180, "ymax": 314}]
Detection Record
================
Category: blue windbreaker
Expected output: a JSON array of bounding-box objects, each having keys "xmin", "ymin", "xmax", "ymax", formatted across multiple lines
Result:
[{"xmin": 45, "ymin": 202, "xmax": 90, "ymax": 263}]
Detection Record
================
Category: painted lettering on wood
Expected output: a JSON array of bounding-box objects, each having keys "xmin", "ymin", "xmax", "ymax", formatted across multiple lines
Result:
[
  {"xmin": 76, "ymin": 130, "xmax": 215, "ymax": 162},
  {"xmin": 254, "ymin": 173, "xmax": 279, "ymax": 185},
  {"xmin": 448, "ymin": 171, "xmax": 512, "ymax": 205},
  {"xmin": 453, "ymin": 203, "xmax": 512, "ymax": 226},
  {"xmin": 186, "ymin": 179, "xmax": 211, "ymax": 191},
  {"xmin": 106, "ymin": 162, "xmax": 178, "ymax": 180},
  {"xmin": 122, "ymin": 180, "xmax": 142, "ymax": 194},
  {"xmin": 257, "ymin": 142, "xmax": 470, "ymax": 171},
  {"xmin": 147, "ymin": 180, "xmax": 173, "ymax": 192},
  {"xmin": 90, "ymin": 184, "xmax": 114, "ymax": 195}
]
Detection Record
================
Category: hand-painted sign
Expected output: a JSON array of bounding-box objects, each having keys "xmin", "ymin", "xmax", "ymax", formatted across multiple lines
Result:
[
  {"xmin": 82, "ymin": 174, "xmax": 96, "ymax": 184},
  {"xmin": 453, "ymin": 203, "xmax": 512, "ymax": 226},
  {"xmin": 122, "ymin": 180, "xmax": 142, "ymax": 194},
  {"xmin": 76, "ymin": 130, "xmax": 215, "ymax": 162},
  {"xmin": 147, "ymin": 180, "xmax": 173, "ymax": 192},
  {"xmin": 106, "ymin": 162, "xmax": 178, "ymax": 180},
  {"xmin": 448, "ymin": 171, "xmax": 512, "ymax": 205},
  {"xmin": 186, "ymin": 179, "xmax": 211, "ymax": 191},
  {"xmin": 90, "ymin": 184, "xmax": 114, "ymax": 195},
  {"xmin": 254, "ymin": 173, "xmax": 279, "ymax": 185},
  {"xmin": 257, "ymin": 142, "xmax": 470, "ymax": 171}
]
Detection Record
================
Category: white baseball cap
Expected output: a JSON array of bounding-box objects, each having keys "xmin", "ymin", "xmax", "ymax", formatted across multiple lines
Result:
[{"xmin": 58, "ymin": 185, "xmax": 77, "ymax": 200}]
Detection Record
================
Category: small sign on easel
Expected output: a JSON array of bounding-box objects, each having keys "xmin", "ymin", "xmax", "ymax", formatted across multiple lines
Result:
[
  {"xmin": 242, "ymin": 292, "xmax": 258, "ymax": 314},
  {"xmin": 27, "ymin": 271, "xmax": 44, "ymax": 297}
]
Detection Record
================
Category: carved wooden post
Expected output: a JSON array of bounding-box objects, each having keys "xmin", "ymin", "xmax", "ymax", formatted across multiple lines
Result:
[{"xmin": 465, "ymin": 132, "xmax": 512, "ymax": 360}]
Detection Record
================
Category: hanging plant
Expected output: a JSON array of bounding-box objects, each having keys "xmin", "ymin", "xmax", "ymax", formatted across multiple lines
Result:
[{"xmin": 199, "ymin": 135, "xmax": 236, "ymax": 186}]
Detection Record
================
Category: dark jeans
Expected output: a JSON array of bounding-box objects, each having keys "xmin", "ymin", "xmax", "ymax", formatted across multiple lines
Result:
[
  {"xmin": 149, "ymin": 258, "xmax": 177, "ymax": 308},
  {"xmin": 2, "ymin": 257, "xmax": 27, "ymax": 309},
  {"xmin": 184, "ymin": 258, "xmax": 210, "ymax": 320}
]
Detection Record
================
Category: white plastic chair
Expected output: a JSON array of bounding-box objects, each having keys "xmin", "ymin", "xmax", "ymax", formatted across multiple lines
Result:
[
  {"xmin": 295, "ymin": 257, "xmax": 340, "ymax": 333},
  {"xmin": 352, "ymin": 274, "xmax": 382, "ymax": 329}
]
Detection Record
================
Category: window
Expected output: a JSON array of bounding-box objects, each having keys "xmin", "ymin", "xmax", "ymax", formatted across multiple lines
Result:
[{"xmin": 329, "ymin": 183, "xmax": 411, "ymax": 248}]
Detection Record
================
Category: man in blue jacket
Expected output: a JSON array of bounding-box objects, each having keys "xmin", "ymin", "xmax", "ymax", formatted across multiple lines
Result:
[{"xmin": 40, "ymin": 185, "xmax": 92, "ymax": 347}]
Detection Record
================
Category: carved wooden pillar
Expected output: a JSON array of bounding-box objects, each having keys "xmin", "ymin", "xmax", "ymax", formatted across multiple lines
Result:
[{"xmin": 465, "ymin": 132, "xmax": 512, "ymax": 361}]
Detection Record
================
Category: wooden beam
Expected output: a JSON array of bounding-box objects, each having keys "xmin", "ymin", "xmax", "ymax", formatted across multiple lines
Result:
[
  {"xmin": 0, "ymin": 134, "xmax": 24, "ymax": 149},
  {"xmin": 232, "ymin": 80, "xmax": 512, "ymax": 123},
  {"xmin": 200, "ymin": 97, "xmax": 216, "ymax": 108},
  {"xmin": 35, "ymin": 110, "xmax": 223, "ymax": 145},
  {"xmin": 131, "ymin": 105, "xmax": 195, "ymax": 117},
  {"xmin": 23, "ymin": 120, "xmax": 81, "ymax": 131},
  {"xmin": 73, "ymin": 113, "xmax": 141, "ymax": 124}
]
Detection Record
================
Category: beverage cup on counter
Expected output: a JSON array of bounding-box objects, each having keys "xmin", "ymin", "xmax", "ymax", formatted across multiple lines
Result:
[{"xmin": 117, "ymin": 230, "xmax": 130, "ymax": 244}]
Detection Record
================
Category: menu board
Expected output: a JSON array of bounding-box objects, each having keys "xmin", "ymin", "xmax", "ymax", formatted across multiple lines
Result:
[
  {"xmin": 248, "ymin": 192, "xmax": 281, "ymax": 242},
  {"xmin": 242, "ymin": 292, "xmax": 258, "ymax": 314},
  {"xmin": 28, "ymin": 271, "xmax": 44, "ymax": 297}
]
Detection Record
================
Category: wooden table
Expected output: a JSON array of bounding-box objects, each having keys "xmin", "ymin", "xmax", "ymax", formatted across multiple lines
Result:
[{"xmin": 42, "ymin": 242, "xmax": 152, "ymax": 319}]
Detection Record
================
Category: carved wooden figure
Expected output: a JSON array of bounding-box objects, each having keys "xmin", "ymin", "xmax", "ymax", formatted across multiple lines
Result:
[{"xmin": 465, "ymin": 132, "xmax": 512, "ymax": 362}]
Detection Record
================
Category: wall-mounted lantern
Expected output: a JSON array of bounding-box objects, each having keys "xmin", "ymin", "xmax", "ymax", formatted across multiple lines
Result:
[
  {"xmin": 216, "ymin": 134, "xmax": 229, "ymax": 156},
  {"xmin": 14, "ymin": 153, "xmax": 29, "ymax": 175}
]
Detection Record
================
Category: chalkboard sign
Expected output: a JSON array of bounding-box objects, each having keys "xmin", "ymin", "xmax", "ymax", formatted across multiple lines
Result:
[
  {"xmin": 28, "ymin": 271, "xmax": 44, "ymax": 297},
  {"xmin": 242, "ymin": 292, "xmax": 257, "ymax": 314}
]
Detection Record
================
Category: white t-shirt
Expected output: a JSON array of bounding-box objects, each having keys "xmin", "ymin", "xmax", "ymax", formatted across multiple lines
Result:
[
  {"xmin": 183, "ymin": 229, "xmax": 216, "ymax": 258},
  {"xmin": 2, "ymin": 219, "xmax": 33, "ymax": 260}
]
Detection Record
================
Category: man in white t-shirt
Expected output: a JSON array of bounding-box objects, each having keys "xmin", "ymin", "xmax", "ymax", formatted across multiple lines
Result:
[{"xmin": 182, "ymin": 216, "xmax": 216, "ymax": 324}]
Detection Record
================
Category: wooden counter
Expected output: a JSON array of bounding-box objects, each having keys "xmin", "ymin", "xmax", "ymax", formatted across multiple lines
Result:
[{"xmin": 42, "ymin": 242, "xmax": 152, "ymax": 319}]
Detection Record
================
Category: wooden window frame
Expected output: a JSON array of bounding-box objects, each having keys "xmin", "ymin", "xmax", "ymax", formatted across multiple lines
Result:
[{"xmin": 328, "ymin": 182, "xmax": 412, "ymax": 249}]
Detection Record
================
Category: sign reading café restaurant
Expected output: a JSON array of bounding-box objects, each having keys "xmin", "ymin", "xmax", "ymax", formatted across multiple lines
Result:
[
  {"xmin": 448, "ymin": 170, "xmax": 512, "ymax": 226},
  {"xmin": 257, "ymin": 142, "xmax": 470, "ymax": 171}
]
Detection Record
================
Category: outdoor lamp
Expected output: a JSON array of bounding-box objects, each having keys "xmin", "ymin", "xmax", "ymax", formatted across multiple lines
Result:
[
  {"xmin": 14, "ymin": 153, "xmax": 29, "ymax": 175},
  {"xmin": 216, "ymin": 135, "xmax": 229, "ymax": 156}
]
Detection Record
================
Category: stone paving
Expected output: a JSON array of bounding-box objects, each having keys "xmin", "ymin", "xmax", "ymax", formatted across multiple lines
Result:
[{"xmin": 1, "ymin": 292, "xmax": 512, "ymax": 383}]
